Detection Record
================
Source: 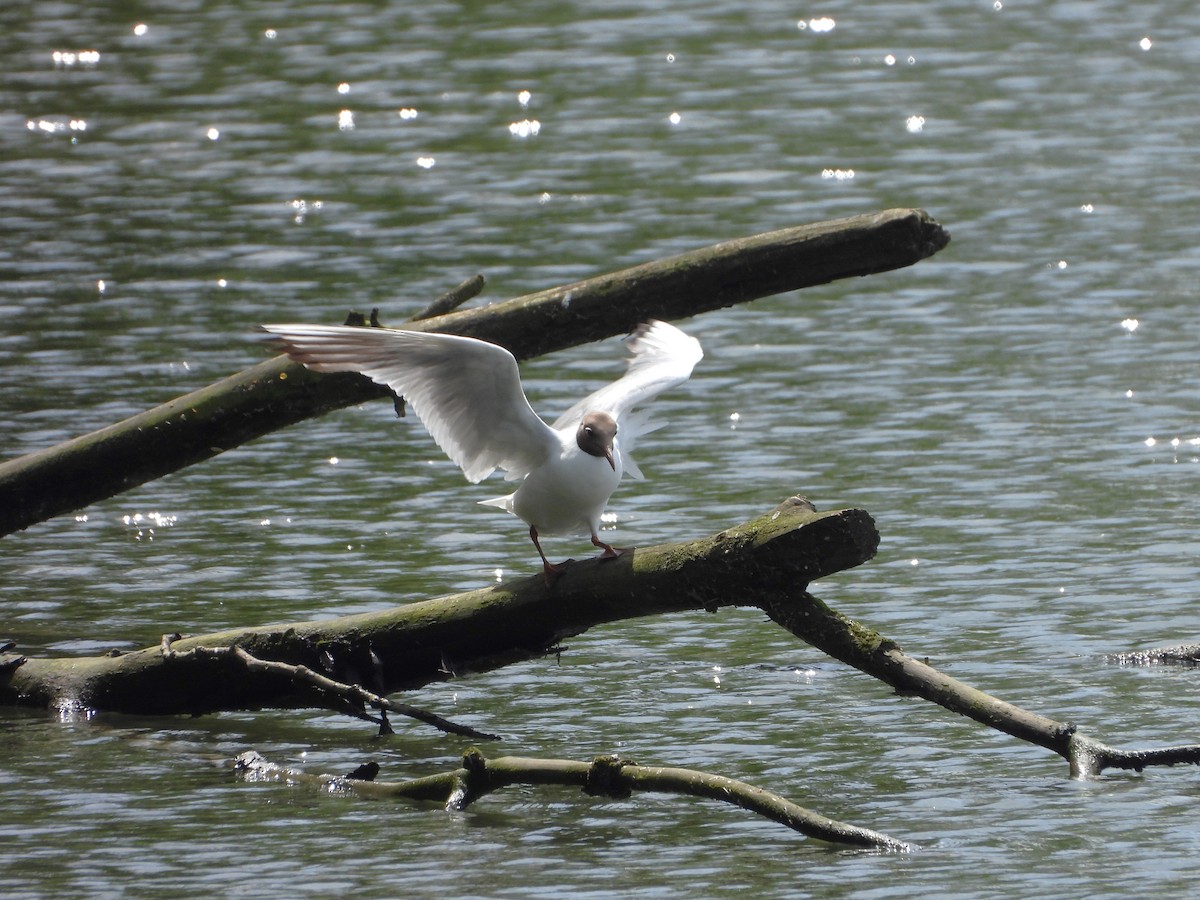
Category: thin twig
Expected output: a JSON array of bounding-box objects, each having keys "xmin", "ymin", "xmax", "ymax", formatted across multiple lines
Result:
[{"xmin": 161, "ymin": 637, "xmax": 500, "ymax": 741}]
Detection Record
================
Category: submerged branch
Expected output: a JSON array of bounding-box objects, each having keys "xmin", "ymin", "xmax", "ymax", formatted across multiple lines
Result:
[
  {"xmin": 233, "ymin": 748, "xmax": 911, "ymax": 851},
  {"xmin": 0, "ymin": 208, "xmax": 949, "ymax": 536},
  {"xmin": 1107, "ymin": 643, "xmax": 1200, "ymax": 667}
]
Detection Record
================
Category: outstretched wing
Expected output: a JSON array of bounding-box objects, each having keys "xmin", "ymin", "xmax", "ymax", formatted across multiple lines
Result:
[
  {"xmin": 262, "ymin": 324, "xmax": 559, "ymax": 483},
  {"xmin": 552, "ymin": 320, "xmax": 703, "ymax": 478}
]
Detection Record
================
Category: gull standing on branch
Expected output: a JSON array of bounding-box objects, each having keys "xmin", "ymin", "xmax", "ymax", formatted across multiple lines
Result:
[{"xmin": 261, "ymin": 320, "xmax": 703, "ymax": 581}]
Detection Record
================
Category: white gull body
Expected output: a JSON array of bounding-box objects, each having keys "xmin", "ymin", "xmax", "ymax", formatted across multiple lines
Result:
[{"xmin": 261, "ymin": 319, "xmax": 702, "ymax": 578}]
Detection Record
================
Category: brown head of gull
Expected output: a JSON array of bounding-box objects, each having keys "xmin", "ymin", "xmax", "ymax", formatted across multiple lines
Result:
[{"xmin": 576, "ymin": 412, "xmax": 617, "ymax": 470}]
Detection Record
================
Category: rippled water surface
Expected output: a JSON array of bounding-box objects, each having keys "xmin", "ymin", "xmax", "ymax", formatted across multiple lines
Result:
[{"xmin": 3, "ymin": 2, "xmax": 1199, "ymax": 897}]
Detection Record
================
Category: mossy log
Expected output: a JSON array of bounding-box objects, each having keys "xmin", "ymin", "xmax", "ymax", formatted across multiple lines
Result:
[
  {"xmin": 0, "ymin": 501, "xmax": 879, "ymax": 715},
  {"xmin": 0, "ymin": 208, "xmax": 949, "ymax": 537},
  {"xmin": 4, "ymin": 496, "xmax": 1198, "ymax": 778}
]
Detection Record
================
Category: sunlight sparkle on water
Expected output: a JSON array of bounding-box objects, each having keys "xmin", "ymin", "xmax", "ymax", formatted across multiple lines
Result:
[
  {"xmin": 133, "ymin": 23, "xmax": 148, "ymax": 36},
  {"xmin": 416, "ymin": 156, "xmax": 436, "ymax": 168},
  {"xmin": 291, "ymin": 198, "xmax": 322, "ymax": 223},
  {"xmin": 337, "ymin": 82, "xmax": 351, "ymax": 95},
  {"xmin": 52, "ymin": 50, "xmax": 101, "ymax": 67},
  {"xmin": 1139, "ymin": 37, "xmax": 1153, "ymax": 51},
  {"xmin": 398, "ymin": 108, "xmax": 418, "ymax": 120},
  {"xmin": 509, "ymin": 119, "xmax": 540, "ymax": 137},
  {"xmin": 517, "ymin": 90, "xmax": 532, "ymax": 107},
  {"xmin": 206, "ymin": 127, "xmax": 220, "ymax": 140},
  {"xmin": 668, "ymin": 112, "xmax": 682, "ymax": 125},
  {"xmin": 54, "ymin": 702, "xmax": 97, "ymax": 723},
  {"xmin": 1121, "ymin": 318, "xmax": 1139, "ymax": 333},
  {"xmin": 337, "ymin": 109, "xmax": 354, "ymax": 130},
  {"xmin": 121, "ymin": 511, "xmax": 177, "ymax": 542},
  {"xmin": 906, "ymin": 115, "xmax": 926, "ymax": 133},
  {"xmin": 821, "ymin": 168, "xmax": 855, "ymax": 181},
  {"xmin": 27, "ymin": 118, "xmax": 88, "ymax": 136},
  {"xmin": 798, "ymin": 17, "xmax": 836, "ymax": 33}
]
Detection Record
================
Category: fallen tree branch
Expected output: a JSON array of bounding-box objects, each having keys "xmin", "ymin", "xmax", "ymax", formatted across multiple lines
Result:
[
  {"xmin": 757, "ymin": 594, "xmax": 1200, "ymax": 778},
  {"xmin": 4, "ymin": 494, "xmax": 1197, "ymax": 778},
  {"xmin": 0, "ymin": 208, "xmax": 949, "ymax": 536},
  {"xmin": 0, "ymin": 500, "xmax": 878, "ymax": 715},
  {"xmin": 233, "ymin": 748, "xmax": 911, "ymax": 851},
  {"xmin": 6, "ymin": 487, "xmax": 1197, "ymax": 781}
]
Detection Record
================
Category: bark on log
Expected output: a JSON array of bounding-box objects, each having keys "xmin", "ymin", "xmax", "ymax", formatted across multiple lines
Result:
[
  {"xmin": 0, "ymin": 208, "xmax": 949, "ymax": 537},
  {"xmin": 0, "ymin": 501, "xmax": 879, "ymax": 715}
]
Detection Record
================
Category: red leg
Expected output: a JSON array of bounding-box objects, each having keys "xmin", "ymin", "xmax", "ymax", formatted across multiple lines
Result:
[
  {"xmin": 591, "ymin": 533, "xmax": 628, "ymax": 560},
  {"xmin": 530, "ymin": 525, "xmax": 566, "ymax": 585}
]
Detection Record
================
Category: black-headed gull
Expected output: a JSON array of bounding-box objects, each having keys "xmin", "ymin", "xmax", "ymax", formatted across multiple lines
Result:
[{"xmin": 261, "ymin": 320, "xmax": 702, "ymax": 580}]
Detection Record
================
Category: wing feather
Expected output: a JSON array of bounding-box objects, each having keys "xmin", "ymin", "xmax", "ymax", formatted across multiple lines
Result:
[
  {"xmin": 551, "ymin": 320, "xmax": 702, "ymax": 473},
  {"xmin": 261, "ymin": 324, "xmax": 558, "ymax": 482}
]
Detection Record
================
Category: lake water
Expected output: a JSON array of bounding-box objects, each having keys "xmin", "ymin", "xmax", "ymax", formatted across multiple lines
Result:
[{"xmin": 3, "ymin": 2, "xmax": 1199, "ymax": 897}]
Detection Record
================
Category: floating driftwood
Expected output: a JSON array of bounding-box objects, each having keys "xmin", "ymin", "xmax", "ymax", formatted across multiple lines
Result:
[{"xmin": 0, "ymin": 208, "xmax": 949, "ymax": 537}]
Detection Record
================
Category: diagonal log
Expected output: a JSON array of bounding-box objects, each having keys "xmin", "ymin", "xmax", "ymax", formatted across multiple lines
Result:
[
  {"xmin": 757, "ymin": 593, "xmax": 1200, "ymax": 778},
  {"xmin": 0, "ymin": 208, "xmax": 949, "ymax": 536}
]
